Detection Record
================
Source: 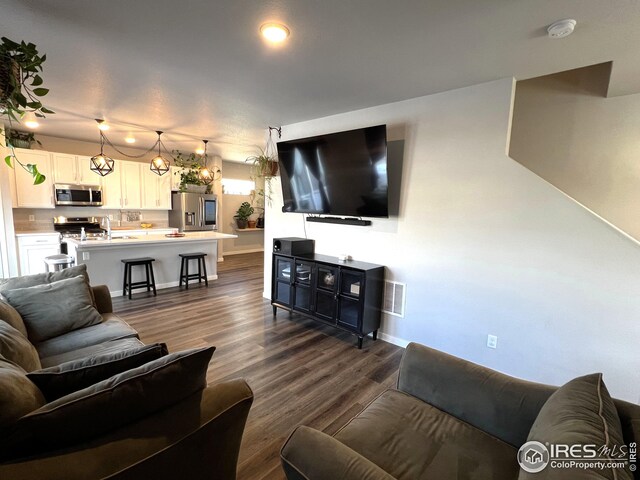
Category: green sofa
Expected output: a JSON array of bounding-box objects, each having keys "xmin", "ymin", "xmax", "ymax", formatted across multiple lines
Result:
[
  {"xmin": 0, "ymin": 267, "xmax": 253, "ymax": 480},
  {"xmin": 281, "ymin": 342, "xmax": 639, "ymax": 479}
]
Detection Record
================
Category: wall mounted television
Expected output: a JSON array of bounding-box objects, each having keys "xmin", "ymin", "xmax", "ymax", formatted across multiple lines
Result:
[{"xmin": 277, "ymin": 124, "xmax": 388, "ymax": 218}]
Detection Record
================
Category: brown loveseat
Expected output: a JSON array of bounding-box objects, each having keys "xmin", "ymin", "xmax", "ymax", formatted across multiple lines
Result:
[
  {"xmin": 0, "ymin": 266, "xmax": 253, "ymax": 480},
  {"xmin": 281, "ymin": 342, "xmax": 639, "ymax": 479}
]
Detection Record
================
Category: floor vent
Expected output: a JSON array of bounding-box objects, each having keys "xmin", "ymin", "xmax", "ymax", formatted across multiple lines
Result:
[{"xmin": 383, "ymin": 280, "xmax": 405, "ymax": 317}]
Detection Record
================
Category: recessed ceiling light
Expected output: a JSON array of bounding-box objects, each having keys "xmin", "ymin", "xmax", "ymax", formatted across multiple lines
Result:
[
  {"xmin": 260, "ymin": 23, "xmax": 290, "ymax": 43},
  {"xmin": 547, "ymin": 19, "xmax": 576, "ymax": 39},
  {"xmin": 125, "ymin": 136, "xmax": 136, "ymax": 144},
  {"xmin": 24, "ymin": 114, "xmax": 39, "ymax": 129}
]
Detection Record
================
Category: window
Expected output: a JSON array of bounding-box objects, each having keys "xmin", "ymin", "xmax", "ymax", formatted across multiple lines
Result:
[{"xmin": 222, "ymin": 178, "xmax": 255, "ymax": 195}]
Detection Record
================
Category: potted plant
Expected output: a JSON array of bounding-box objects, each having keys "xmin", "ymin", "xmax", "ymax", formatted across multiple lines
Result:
[
  {"xmin": 6, "ymin": 129, "xmax": 40, "ymax": 149},
  {"xmin": 1, "ymin": 37, "xmax": 54, "ymax": 184},
  {"xmin": 173, "ymin": 150, "xmax": 211, "ymax": 194},
  {"xmin": 246, "ymin": 146, "xmax": 278, "ymax": 177},
  {"xmin": 234, "ymin": 201, "xmax": 254, "ymax": 229}
]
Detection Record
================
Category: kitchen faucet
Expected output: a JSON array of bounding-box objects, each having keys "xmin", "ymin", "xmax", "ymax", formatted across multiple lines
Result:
[{"xmin": 102, "ymin": 216, "xmax": 112, "ymax": 240}]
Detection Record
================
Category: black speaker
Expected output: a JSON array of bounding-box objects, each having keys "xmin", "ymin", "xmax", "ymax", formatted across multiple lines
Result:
[{"xmin": 273, "ymin": 237, "xmax": 315, "ymax": 256}]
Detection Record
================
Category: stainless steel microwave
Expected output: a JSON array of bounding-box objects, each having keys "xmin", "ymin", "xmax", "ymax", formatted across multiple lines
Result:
[{"xmin": 54, "ymin": 184, "xmax": 103, "ymax": 207}]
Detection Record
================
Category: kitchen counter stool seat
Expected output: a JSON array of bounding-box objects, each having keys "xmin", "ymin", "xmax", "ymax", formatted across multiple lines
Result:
[
  {"xmin": 121, "ymin": 257, "xmax": 157, "ymax": 299},
  {"xmin": 179, "ymin": 253, "xmax": 208, "ymax": 289}
]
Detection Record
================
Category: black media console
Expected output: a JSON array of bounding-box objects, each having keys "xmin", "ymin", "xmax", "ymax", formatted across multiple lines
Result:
[{"xmin": 271, "ymin": 252, "xmax": 385, "ymax": 349}]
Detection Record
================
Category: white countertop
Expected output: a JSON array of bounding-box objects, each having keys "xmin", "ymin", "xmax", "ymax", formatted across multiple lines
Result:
[
  {"xmin": 15, "ymin": 231, "xmax": 60, "ymax": 237},
  {"xmin": 66, "ymin": 231, "xmax": 237, "ymax": 249}
]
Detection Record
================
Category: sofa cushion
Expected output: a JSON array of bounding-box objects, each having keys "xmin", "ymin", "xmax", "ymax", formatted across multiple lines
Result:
[
  {"xmin": 520, "ymin": 373, "xmax": 632, "ymax": 480},
  {"xmin": 36, "ymin": 314, "xmax": 138, "ymax": 360},
  {"xmin": 0, "ymin": 264, "xmax": 96, "ymax": 306},
  {"xmin": 334, "ymin": 389, "xmax": 519, "ymax": 480},
  {"xmin": 0, "ymin": 298, "xmax": 28, "ymax": 337},
  {"xmin": 39, "ymin": 336, "xmax": 145, "ymax": 368},
  {"xmin": 0, "ymin": 356, "xmax": 45, "ymax": 432},
  {"xmin": 2, "ymin": 276, "xmax": 102, "ymax": 343},
  {"xmin": 28, "ymin": 343, "xmax": 169, "ymax": 401},
  {"xmin": 0, "ymin": 321, "xmax": 40, "ymax": 372},
  {"xmin": 4, "ymin": 346, "xmax": 215, "ymax": 458}
]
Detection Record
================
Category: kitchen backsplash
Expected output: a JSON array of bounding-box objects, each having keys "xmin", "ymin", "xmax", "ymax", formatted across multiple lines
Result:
[{"xmin": 13, "ymin": 207, "xmax": 169, "ymax": 232}]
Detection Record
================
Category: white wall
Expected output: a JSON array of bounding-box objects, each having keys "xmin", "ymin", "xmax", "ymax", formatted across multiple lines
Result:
[{"xmin": 264, "ymin": 78, "xmax": 640, "ymax": 403}]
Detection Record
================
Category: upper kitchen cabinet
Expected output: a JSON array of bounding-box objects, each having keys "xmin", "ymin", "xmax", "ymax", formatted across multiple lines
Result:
[
  {"xmin": 101, "ymin": 159, "xmax": 123, "ymax": 209},
  {"xmin": 120, "ymin": 161, "xmax": 141, "ymax": 209},
  {"xmin": 52, "ymin": 153, "xmax": 101, "ymax": 185},
  {"xmin": 12, "ymin": 149, "xmax": 55, "ymax": 208},
  {"xmin": 141, "ymin": 166, "xmax": 172, "ymax": 210}
]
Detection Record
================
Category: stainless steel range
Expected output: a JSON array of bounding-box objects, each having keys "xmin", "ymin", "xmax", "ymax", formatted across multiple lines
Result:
[{"xmin": 54, "ymin": 217, "xmax": 106, "ymax": 253}]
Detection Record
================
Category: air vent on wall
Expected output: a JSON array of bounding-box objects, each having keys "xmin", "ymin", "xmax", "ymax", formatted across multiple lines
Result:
[{"xmin": 383, "ymin": 280, "xmax": 405, "ymax": 317}]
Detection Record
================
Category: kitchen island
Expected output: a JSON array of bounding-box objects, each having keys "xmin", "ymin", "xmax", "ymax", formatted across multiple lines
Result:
[{"xmin": 66, "ymin": 232, "xmax": 237, "ymax": 296}]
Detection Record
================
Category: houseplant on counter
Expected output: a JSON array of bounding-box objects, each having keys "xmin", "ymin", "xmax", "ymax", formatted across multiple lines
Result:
[
  {"xmin": 173, "ymin": 150, "xmax": 211, "ymax": 194},
  {"xmin": 1, "ymin": 37, "xmax": 54, "ymax": 184},
  {"xmin": 234, "ymin": 201, "xmax": 254, "ymax": 229}
]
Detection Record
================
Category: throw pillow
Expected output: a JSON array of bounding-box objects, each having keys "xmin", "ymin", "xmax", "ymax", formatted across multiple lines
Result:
[
  {"xmin": 519, "ymin": 373, "xmax": 632, "ymax": 480},
  {"xmin": 0, "ymin": 297, "xmax": 28, "ymax": 337},
  {"xmin": 2, "ymin": 276, "xmax": 103, "ymax": 343},
  {"xmin": 0, "ymin": 264, "xmax": 96, "ymax": 306},
  {"xmin": 3, "ymin": 346, "xmax": 214, "ymax": 458},
  {"xmin": 0, "ymin": 321, "xmax": 41, "ymax": 372},
  {"xmin": 28, "ymin": 342, "xmax": 169, "ymax": 401},
  {"xmin": 0, "ymin": 355, "xmax": 45, "ymax": 432}
]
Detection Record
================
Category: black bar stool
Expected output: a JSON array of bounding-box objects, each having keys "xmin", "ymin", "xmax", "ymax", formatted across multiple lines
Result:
[
  {"xmin": 121, "ymin": 257, "xmax": 157, "ymax": 299},
  {"xmin": 179, "ymin": 253, "xmax": 208, "ymax": 289}
]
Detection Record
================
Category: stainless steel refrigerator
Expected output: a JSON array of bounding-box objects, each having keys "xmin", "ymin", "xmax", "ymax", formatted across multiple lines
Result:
[{"xmin": 168, "ymin": 192, "xmax": 217, "ymax": 232}]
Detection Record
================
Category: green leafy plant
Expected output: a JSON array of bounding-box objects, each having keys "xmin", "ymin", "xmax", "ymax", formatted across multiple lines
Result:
[
  {"xmin": 235, "ymin": 201, "xmax": 254, "ymax": 221},
  {"xmin": 6, "ymin": 129, "xmax": 41, "ymax": 148},
  {"xmin": 246, "ymin": 146, "xmax": 278, "ymax": 205},
  {"xmin": 172, "ymin": 149, "xmax": 211, "ymax": 193},
  {"xmin": 1, "ymin": 37, "xmax": 54, "ymax": 185}
]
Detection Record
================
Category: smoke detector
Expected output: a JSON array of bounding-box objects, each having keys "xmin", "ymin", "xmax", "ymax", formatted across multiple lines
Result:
[{"xmin": 547, "ymin": 19, "xmax": 577, "ymax": 38}]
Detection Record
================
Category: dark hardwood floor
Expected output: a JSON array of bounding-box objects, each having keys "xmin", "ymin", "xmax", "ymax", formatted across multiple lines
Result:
[{"xmin": 111, "ymin": 252, "xmax": 403, "ymax": 480}]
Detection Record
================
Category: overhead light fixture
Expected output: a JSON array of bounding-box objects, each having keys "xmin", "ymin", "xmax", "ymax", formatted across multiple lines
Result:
[
  {"xmin": 96, "ymin": 119, "xmax": 110, "ymax": 131},
  {"xmin": 260, "ymin": 23, "xmax": 290, "ymax": 43},
  {"xmin": 547, "ymin": 19, "xmax": 576, "ymax": 39},
  {"xmin": 197, "ymin": 140, "xmax": 220, "ymax": 185},
  {"xmin": 195, "ymin": 144, "xmax": 205, "ymax": 155},
  {"xmin": 150, "ymin": 131, "xmax": 170, "ymax": 176},
  {"xmin": 124, "ymin": 135, "xmax": 136, "ymax": 144},
  {"xmin": 23, "ymin": 113, "xmax": 39, "ymax": 129},
  {"xmin": 90, "ymin": 132, "xmax": 115, "ymax": 176}
]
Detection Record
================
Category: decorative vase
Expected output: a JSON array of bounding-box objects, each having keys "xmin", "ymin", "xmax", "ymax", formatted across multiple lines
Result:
[
  {"xmin": 247, "ymin": 220, "xmax": 257, "ymax": 229},
  {"xmin": 8, "ymin": 138, "xmax": 31, "ymax": 149},
  {"xmin": 236, "ymin": 218, "xmax": 248, "ymax": 229}
]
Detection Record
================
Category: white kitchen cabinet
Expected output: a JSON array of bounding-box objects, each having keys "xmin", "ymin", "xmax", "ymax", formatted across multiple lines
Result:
[
  {"xmin": 12, "ymin": 149, "xmax": 55, "ymax": 208},
  {"xmin": 17, "ymin": 233, "xmax": 61, "ymax": 275},
  {"xmin": 52, "ymin": 153, "xmax": 102, "ymax": 185},
  {"xmin": 120, "ymin": 161, "xmax": 141, "ymax": 209},
  {"xmin": 101, "ymin": 160, "xmax": 123, "ymax": 209},
  {"xmin": 141, "ymin": 167, "xmax": 172, "ymax": 210}
]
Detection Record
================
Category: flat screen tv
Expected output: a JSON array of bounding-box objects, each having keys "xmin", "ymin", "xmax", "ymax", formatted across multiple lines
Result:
[{"xmin": 277, "ymin": 125, "xmax": 388, "ymax": 218}]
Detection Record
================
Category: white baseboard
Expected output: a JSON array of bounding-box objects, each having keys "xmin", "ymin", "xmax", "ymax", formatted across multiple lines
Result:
[
  {"xmin": 110, "ymin": 275, "xmax": 218, "ymax": 297},
  {"xmin": 376, "ymin": 331, "xmax": 411, "ymax": 348},
  {"xmin": 224, "ymin": 248, "xmax": 265, "ymax": 256}
]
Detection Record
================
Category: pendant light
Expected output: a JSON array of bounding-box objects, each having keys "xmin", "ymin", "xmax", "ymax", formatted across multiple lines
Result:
[
  {"xmin": 197, "ymin": 140, "xmax": 215, "ymax": 185},
  {"xmin": 150, "ymin": 131, "xmax": 170, "ymax": 176},
  {"xmin": 90, "ymin": 132, "xmax": 115, "ymax": 176}
]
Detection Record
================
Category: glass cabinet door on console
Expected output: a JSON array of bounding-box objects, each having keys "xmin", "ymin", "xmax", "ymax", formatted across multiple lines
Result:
[
  {"xmin": 273, "ymin": 256, "xmax": 294, "ymax": 308},
  {"xmin": 337, "ymin": 269, "xmax": 365, "ymax": 331},
  {"xmin": 313, "ymin": 264, "xmax": 338, "ymax": 322},
  {"xmin": 293, "ymin": 260, "xmax": 313, "ymax": 313}
]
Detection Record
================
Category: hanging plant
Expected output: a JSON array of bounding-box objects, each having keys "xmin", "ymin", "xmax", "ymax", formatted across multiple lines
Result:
[
  {"xmin": 246, "ymin": 127, "xmax": 280, "ymax": 205},
  {"xmin": 172, "ymin": 150, "xmax": 212, "ymax": 193},
  {"xmin": 1, "ymin": 37, "xmax": 54, "ymax": 185}
]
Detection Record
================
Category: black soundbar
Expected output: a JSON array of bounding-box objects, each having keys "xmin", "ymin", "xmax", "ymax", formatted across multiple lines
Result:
[{"xmin": 306, "ymin": 216, "xmax": 371, "ymax": 226}]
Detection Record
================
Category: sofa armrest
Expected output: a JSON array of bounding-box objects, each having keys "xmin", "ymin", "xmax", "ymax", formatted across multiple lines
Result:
[
  {"xmin": 92, "ymin": 285, "xmax": 113, "ymax": 314},
  {"xmin": 397, "ymin": 342, "xmax": 556, "ymax": 448},
  {"xmin": 0, "ymin": 379, "xmax": 254, "ymax": 480},
  {"xmin": 281, "ymin": 426, "xmax": 396, "ymax": 480}
]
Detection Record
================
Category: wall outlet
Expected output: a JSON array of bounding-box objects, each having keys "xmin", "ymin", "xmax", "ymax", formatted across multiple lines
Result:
[
  {"xmin": 82, "ymin": 252, "xmax": 90, "ymax": 261},
  {"xmin": 487, "ymin": 334, "xmax": 498, "ymax": 349},
  {"xmin": 28, "ymin": 215, "xmax": 35, "ymax": 222}
]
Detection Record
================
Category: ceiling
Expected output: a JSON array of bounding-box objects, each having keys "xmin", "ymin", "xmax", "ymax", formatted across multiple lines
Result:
[{"xmin": 2, "ymin": 0, "xmax": 640, "ymax": 161}]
